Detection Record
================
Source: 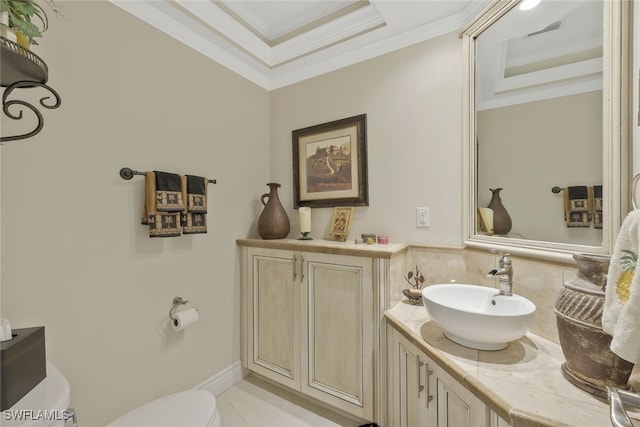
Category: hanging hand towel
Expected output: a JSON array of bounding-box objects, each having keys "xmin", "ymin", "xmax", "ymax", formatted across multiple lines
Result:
[
  {"xmin": 564, "ymin": 186, "xmax": 591, "ymax": 227},
  {"xmin": 603, "ymin": 209, "xmax": 640, "ymax": 363},
  {"xmin": 181, "ymin": 175, "xmax": 208, "ymax": 234},
  {"xmin": 141, "ymin": 171, "xmax": 183, "ymax": 237},
  {"xmin": 141, "ymin": 171, "xmax": 155, "ymax": 226},
  {"xmin": 593, "ymin": 185, "xmax": 603, "ymax": 229},
  {"xmin": 154, "ymin": 171, "xmax": 184, "ymax": 212}
]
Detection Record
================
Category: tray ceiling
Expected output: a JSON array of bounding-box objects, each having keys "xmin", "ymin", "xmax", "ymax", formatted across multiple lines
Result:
[{"xmin": 110, "ymin": 0, "xmax": 488, "ymax": 90}]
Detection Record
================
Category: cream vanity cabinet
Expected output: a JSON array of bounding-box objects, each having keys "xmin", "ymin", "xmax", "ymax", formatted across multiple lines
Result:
[
  {"xmin": 239, "ymin": 240, "xmax": 405, "ymax": 422},
  {"xmin": 387, "ymin": 325, "xmax": 509, "ymax": 427}
]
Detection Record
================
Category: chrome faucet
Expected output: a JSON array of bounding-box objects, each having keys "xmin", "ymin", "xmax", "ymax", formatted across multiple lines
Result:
[{"xmin": 487, "ymin": 251, "xmax": 513, "ymax": 296}]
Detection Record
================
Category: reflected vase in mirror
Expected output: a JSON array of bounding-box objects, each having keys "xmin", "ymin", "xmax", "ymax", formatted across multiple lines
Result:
[
  {"xmin": 555, "ymin": 254, "xmax": 633, "ymax": 398},
  {"xmin": 258, "ymin": 183, "xmax": 290, "ymax": 239},
  {"xmin": 487, "ymin": 188, "xmax": 512, "ymax": 235}
]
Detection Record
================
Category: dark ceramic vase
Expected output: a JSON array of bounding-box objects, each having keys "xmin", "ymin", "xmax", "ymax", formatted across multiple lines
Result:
[
  {"xmin": 487, "ymin": 188, "xmax": 512, "ymax": 235},
  {"xmin": 257, "ymin": 183, "xmax": 290, "ymax": 239},
  {"xmin": 555, "ymin": 254, "xmax": 633, "ymax": 398}
]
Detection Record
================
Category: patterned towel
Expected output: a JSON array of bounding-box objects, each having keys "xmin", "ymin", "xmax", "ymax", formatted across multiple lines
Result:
[
  {"xmin": 603, "ymin": 209, "xmax": 640, "ymax": 363},
  {"xmin": 154, "ymin": 171, "xmax": 184, "ymax": 212},
  {"xmin": 593, "ymin": 185, "xmax": 603, "ymax": 229},
  {"xmin": 564, "ymin": 186, "xmax": 591, "ymax": 227},
  {"xmin": 141, "ymin": 171, "xmax": 183, "ymax": 237},
  {"xmin": 181, "ymin": 175, "xmax": 208, "ymax": 234}
]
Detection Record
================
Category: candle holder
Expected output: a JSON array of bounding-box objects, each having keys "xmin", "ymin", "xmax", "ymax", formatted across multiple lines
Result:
[{"xmin": 298, "ymin": 231, "xmax": 313, "ymax": 240}]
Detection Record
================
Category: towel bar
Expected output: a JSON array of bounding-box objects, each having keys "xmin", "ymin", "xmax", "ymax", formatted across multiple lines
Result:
[
  {"xmin": 119, "ymin": 167, "xmax": 217, "ymax": 184},
  {"xmin": 554, "ymin": 176, "xmax": 639, "ymax": 209},
  {"xmin": 608, "ymin": 387, "xmax": 640, "ymax": 427},
  {"xmin": 632, "ymin": 174, "xmax": 640, "ymax": 210},
  {"xmin": 551, "ymin": 186, "xmax": 564, "ymax": 194}
]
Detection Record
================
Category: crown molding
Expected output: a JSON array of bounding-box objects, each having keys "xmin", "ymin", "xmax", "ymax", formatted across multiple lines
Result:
[{"xmin": 110, "ymin": 0, "xmax": 489, "ymax": 91}]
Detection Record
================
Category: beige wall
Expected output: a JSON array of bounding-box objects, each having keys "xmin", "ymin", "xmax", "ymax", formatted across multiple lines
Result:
[
  {"xmin": 270, "ymin": 32, "xmax": 464, "ymax": 246},
  {"xmin": 1, "ymin": 2, "xmax": 269, "ymax": 425}
]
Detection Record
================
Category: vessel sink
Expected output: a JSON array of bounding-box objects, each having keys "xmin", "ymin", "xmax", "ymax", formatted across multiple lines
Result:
[{"xmin": 421, "ymin": 283, "xmax": 536, "ymax": 350}]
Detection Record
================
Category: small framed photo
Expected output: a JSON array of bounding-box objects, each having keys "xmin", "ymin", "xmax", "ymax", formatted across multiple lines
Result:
[
  {"xmin": 292, "ymin": 114, "xmax": 368, "ymax": 208},
  {"xmin": 329, "ymin": 207, "xmax": 354, "ymax": 241},
  {"xmin": 477, "ymin": 207, "xmax": 494, "ymax": 235}
]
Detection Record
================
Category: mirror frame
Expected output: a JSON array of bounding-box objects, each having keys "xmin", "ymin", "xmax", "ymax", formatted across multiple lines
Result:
[{"xmin": 462, "ymin": 0, "xmax": 630, "ymax": 262}]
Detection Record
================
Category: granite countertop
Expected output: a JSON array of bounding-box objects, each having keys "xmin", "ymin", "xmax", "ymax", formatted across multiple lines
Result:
[{"xmin": 385, "ymin": 300, "xmax": 640, "ymax": 427}]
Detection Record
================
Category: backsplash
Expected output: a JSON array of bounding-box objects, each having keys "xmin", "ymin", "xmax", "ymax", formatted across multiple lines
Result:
[{"xmin": 405, "ymin": 246, "xmax": 578, "ymax": 344}]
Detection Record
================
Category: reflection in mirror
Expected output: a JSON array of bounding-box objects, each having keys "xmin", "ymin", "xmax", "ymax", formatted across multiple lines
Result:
[
  {"xmin": 463, "ymin": 0, "xmax": 628, "ymax": 260},
  {"xmin": 476, "ymin": 1, "xmax": 603, "ymax": 246}
]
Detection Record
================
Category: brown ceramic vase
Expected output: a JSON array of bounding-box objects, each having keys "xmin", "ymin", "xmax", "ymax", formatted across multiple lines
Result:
[
  {"xmin": 257, "ymin": 183, "xmax": 290, "ymax": 239},
  {"xmin": 554, "ymin": 253, "xmax": 633, "ymax": 398},
  {"xmin": 487, "ymin": 188, "xmax": 512, "ymax": 235}
]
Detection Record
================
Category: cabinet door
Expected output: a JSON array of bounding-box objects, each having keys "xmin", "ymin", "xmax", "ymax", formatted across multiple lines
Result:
[
  {"xmin": 398, "ymin": 338, "xmax": 433, "ymax": 427},
  {"xmin": 246, "ymin": 247, "xmax": 300, "ymax": 390},
  {"xmin": 489, "ymin": 411, "xmax": 511, "ymax": 427},
  {"xmin": 435, "ymin": 367, "xmax": 487, "ymax": 427},
  {"xmin": 388, "ymin": 326, "xmax": 434, "ymax": 427},
  {"xmin": 301, "ymin": 253, "xmax": 374, "ymax": 420}
]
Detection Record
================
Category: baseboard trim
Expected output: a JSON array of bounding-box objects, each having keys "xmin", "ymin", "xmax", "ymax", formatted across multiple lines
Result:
[
  {"xmin": 195, "ymin": 360, "xmax": 248, "ymax": 396},
  {"xmin": 246, "ymin": 372, "xmax": 369, "ymax": 426}
]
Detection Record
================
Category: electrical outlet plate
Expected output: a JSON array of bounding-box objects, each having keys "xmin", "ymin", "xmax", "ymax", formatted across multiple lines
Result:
[{"xmin": 416, "ymin": 207, "xmax": 430, "ymax": 228}]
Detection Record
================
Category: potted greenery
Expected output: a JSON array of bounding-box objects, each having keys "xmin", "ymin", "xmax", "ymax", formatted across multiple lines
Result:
[{"xmin": 0, "ymin": 0, "xmax": 59, "ymax": 47}]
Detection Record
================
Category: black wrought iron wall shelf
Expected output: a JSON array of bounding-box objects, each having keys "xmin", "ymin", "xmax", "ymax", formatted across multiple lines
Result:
[{"xmin": 1, "ymin": 36, "xmax": 61, "ymax": 142}]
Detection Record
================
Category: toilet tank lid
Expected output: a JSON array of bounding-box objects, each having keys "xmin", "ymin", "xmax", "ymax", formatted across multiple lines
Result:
[
  {"xmin": 4, "ymin": 362, "xmax": 71, "ymax": 427},
  {"xmin": 27, "ymin": 362, "xmax": 71, "ymax": 410},
  {"xmin": 107, "ymin": 389, "xmax": 217, "ymax": 427}
]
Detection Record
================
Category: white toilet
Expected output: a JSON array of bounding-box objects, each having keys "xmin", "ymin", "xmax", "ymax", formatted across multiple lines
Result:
[
  {"xmin": 107, "ymin": 389, "xmax": 220, "ymax": 427},
  {"xmin": 5, "ymin": 362, "xmax": 220, "ymax": 427},
  {"xmin": 3, "ymin": 361, "xmax": 71, "ymax": 427}
]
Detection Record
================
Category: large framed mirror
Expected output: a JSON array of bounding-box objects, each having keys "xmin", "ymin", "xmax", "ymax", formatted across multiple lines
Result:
[{"xmin": 462, "ymin": 0, "xmax": 630, "ymax": 261}]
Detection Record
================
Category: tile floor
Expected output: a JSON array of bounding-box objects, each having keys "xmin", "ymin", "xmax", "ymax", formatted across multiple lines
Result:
[{"xmin": 216, "ymin": 376, "xmax": 363, "ymax": 427}]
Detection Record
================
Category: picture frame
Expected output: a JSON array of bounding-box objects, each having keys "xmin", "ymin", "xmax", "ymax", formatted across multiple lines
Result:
[
  {"xmin": 292, "ymin": 114, "xmax": 368, "ymax": 208},
  {"xmin": 329, "ymin": 207, "xmax": 354, "ymax": 241},
  {"xmin": 477, "ymin": 207, "xmax": 494, "ymax": 235}
]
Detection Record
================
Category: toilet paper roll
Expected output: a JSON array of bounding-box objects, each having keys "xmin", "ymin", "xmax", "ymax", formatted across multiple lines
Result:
[{"xmin": 172, "ymin": 308, "xmax": 199, "ymax": 332}]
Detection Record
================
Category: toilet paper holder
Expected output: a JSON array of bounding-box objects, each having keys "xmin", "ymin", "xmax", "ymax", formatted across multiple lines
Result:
[{"xmin": 169, "ymin": 297, "xmax": 189, "ymax": 322}]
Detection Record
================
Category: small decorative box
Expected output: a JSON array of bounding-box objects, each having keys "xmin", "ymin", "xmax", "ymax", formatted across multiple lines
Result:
[{"xmin": 361, "ymin": 234, "xmax": 376, "ymax": 244}]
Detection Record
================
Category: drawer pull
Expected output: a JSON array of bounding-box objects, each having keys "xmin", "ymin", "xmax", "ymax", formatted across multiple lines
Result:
[
  {"xmin": 417, "ymin": 357, "xmax": 425, "ymax": 395},
  {"xmin": 293, "ymin": 255, "xmax": 297, "ymax": 281},
  {"xmin": 423, "ymin": 359, "xmax": 434, "ymax": 408}
]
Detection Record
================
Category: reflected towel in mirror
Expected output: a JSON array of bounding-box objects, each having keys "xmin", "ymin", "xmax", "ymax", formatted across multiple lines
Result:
[
  {"xmin": 593, "ymin": 185, "xmax": 603, "ymax": 229},
  {"xmin": 564, "ymin": 186, "xmax": 592, "ymax": 227}
]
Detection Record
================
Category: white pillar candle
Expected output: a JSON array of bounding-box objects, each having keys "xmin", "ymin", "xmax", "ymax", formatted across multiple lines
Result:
[{"xmin": 299, "ymin": 207, "xmax": 311, "ymax": 233}]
